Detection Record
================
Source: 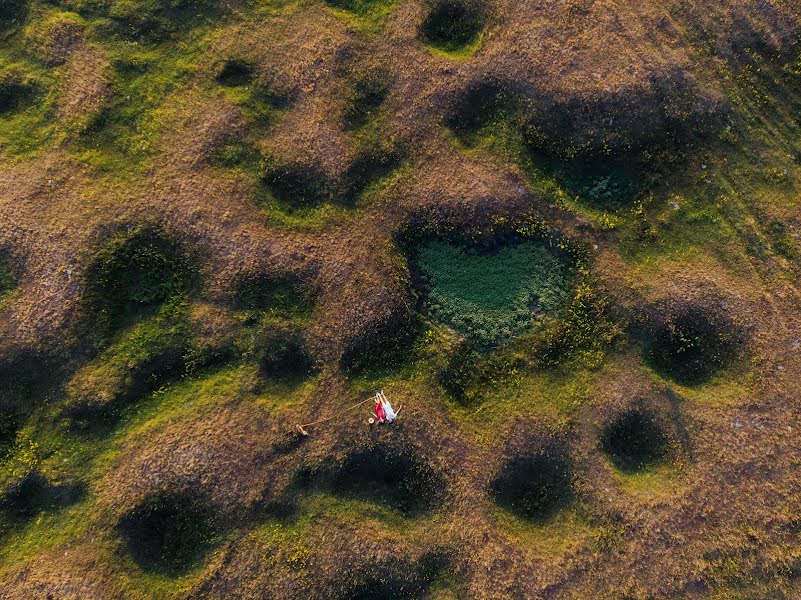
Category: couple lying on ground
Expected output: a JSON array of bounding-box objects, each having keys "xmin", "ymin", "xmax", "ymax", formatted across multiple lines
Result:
[{"xmin": 372, "ymin": 390, "xmax": 398, "ymax": 424}]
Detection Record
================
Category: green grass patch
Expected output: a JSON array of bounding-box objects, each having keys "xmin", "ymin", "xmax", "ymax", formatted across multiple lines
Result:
[
  {"xmin": 82, "ymin": 225, "xmax": 192, "ymax": 336},
  {"xmin": 116, "ymin": 490, "xmax": 219, "ymax": 576},
  {"xmin": 64, "ymin": 299, "xmax": 190, "ymax": 425},
  {"xmin": 414, "ymin": 238, "xmax": 572, "ymax": 349},
  {"xmin": 0, "ymin": 260, "xmax": 15, "ymax": 304},
  {"xmin": 323, "ymin": 0, "xmax": 396, "ymax": 34},
  {"xmin": 0, "ymin": 57, "xmax": 57, "ymax": 157},
  {"xmin": 73, "ymin": 33, "xmax": 208, "ymax": 172}
]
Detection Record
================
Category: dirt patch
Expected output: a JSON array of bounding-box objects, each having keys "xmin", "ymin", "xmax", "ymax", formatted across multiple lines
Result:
[{"xmin": 116, "ymin": 490, "xmax": 218, "ymax": 575}]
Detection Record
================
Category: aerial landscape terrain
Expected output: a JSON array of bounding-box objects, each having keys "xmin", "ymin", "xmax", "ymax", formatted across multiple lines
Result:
[{"xmin": 3, "ymin": 0, "xmax": 801, "ymax": 597}]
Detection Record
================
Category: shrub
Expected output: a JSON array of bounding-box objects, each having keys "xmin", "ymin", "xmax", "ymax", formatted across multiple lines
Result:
[
  {"xmin": 82, "ymin": 226, "xmax": 191, "ymax": 334},
  {"xmin": 491, "ymin": 437, "xmax": 572, "ymax": 521},
  {"xmin": 117, "ymin": 490, "xmax": 218, "ymax": 574},
  {"xmin": 642, "ymin": 301, "xmax": 745, "ymax": 385},
  {"xmin": 420, "ymin": 0, "xmax": 485, "ymax": 52},
  {"xmin": 342, "ymin": 70, "xmax": 389, "ymax": 131},
  {"xmin": 601, "ymin": 407, "xmax": 671, "ymax": 472},
  {"xmin": 215, "ymin": 59, "xmax": 254, "ymax": 87}
]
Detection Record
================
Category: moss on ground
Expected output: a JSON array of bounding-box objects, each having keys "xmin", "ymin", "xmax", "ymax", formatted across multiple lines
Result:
[{"xmin": 414, "ymin": 238, "xmax": 573, "ymax": 349}]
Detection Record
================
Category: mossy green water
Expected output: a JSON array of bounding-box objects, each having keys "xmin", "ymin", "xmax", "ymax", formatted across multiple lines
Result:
[{"xmin": 416, "ymin": 239, "xmax": 572, "ymax": 348}]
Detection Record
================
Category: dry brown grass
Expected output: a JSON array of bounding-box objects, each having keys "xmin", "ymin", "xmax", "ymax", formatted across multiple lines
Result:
[{"xmin": 2, "ymin": 0, "xmax": 801, "ymax": 597}]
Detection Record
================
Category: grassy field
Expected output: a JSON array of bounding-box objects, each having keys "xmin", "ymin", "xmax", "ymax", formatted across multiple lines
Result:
[{"xmin": 1, "ymin": 0, "xmax": 801, "ymax": 598}]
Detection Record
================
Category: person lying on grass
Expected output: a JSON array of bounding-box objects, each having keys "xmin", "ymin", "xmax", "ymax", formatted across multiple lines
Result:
[{"xmin": 378, "ymin": 390, "xmax": 397, "ymax": 423}]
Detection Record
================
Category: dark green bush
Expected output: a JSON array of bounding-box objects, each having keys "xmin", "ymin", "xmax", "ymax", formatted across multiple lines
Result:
[
  {"xmin": 342, "ymin": 70, "xmax": 389, "ymax": 131},
  {"xmin": 601, "ymin": 408, "xmax": 670, "ymax": 472},
  {"xmin": 642, "ymin": 302, "xmax": 744, "ymax": 385},
  {"xmin": 82, "ymin": 226, "xmax": 191, "ymax": 334},
  {"xmin": 215, "ymin": 59, "xmax": 254, "ymax": 87},
  {"xmin": 491, "ymin": 439, "xmax": 572, "ymax": 521},
  {"xmin": 117, "ymin": 491, "xmax": 218, "ymax": 575},
  {"xmin": 0, "ymin": 74, "xmax": 40, "ymax": 115},
  {"xmin": 420, "ymin": 0, "xmax": 485, "ymax": 52}
]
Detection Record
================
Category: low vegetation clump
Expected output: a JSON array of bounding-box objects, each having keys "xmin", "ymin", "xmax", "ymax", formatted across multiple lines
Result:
[
  {"xmin": 117, "ymin": 490, "xmax": 218, "ymax": 575},
  {"xmin": 342, "ymin": 69, "xmax": 389, "ymax": 131},
  {"xmin": 420, "ymin": 0, "xmax": 485, "ymax": 53},
  {"xmin": 0, "ymin": 470, "xmax": 84, "ymax": 528},
  {"xmin": 0, "ymin": 259, "xmax": 15, "ymax": 304},
  {"xmin": 446, "ymin": 80, "xmax": 522, "ymax": 145},
  {"xmin": 0, "ymin": 70, "xmax": 40, "ymax": 115},
  {"xmin": 92, "ymin": 0, "xmax": 222, "ymax": 42},
  {"xmin": 536, "ymin": 283, "xmax": 619, "ymax": 369},
  {"xmin": 215, "ymin": 58, "xmax": 254, "ymax": 87},
  {"xmin": 491, "ymin": 435, "xmax": 573, "ymax": 521},
  {"xmin": 322, "ymin": 0, "xmax": 393, "ymax": 18},
  {"xmin": 262, "ymin": 146, "xmax": 401, "ymax": 211},
  {"xmin": 601, "ymin": 407, "xmax": 671, "ymax": 473},
  {"xmin": 63, "ymin": 301, "xmax": 190, "ymax": 423},
  {"xmin": 415, "ymin": 238, "xmax": 572, "ymax": 349},
  {"xmin": 234, "ymin": 272, "xmax": 314, "ymax": 319},
  {"xmin": 333, "ymin": 553, "xmax": 452, "ymax": 600},
  {"xmin": 262, "ymin": 161, "xmax": 337, "ymax": 209},
  {"xmin": 304, "ymin": 440, "xmax": 444, "ymax": 516},
  {"xmin": 82, "ymin": 226, "xmax": 192, "ymax": 335},
  {"xmin": 641, "ymin": 301, "xmax": 745, "ymax": 385},
  {"xmin": 0, "ymin": 0, "xmax": 27, "ymax": 33},
  {"xmin": 254, "ymin": 322, "xmax": 314, "ymax": 381}
]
